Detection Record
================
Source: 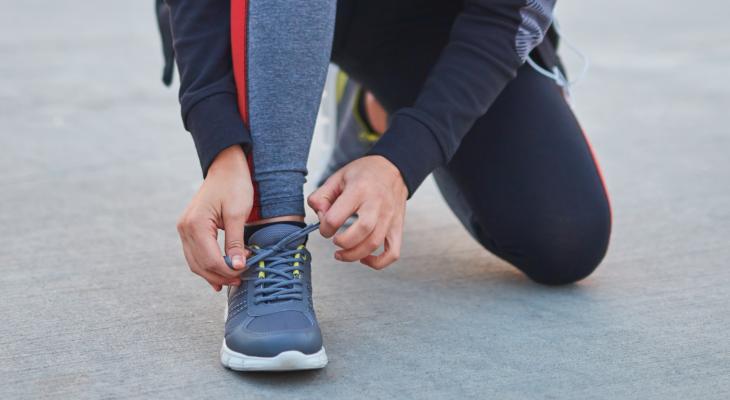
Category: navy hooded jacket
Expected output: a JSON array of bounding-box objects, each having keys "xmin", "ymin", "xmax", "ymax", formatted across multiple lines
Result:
[{"xmin": 159, "ymin": 0, "xmax": 556, "ymax": 195}]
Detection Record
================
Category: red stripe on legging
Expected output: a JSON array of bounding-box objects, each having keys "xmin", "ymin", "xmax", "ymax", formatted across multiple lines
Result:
[
  {"xmin": 231, "ymin": 0, "xmax": 261, "ymax": 222},
  {"xmin": 580, "ymin": 128, "xmax": 613, "ymax": 225}
]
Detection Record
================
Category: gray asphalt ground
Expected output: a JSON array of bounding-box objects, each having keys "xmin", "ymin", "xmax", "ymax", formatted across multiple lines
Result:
[{"xmin": 1, "ymin": 1, "xmax": 729, "ymax": 399}]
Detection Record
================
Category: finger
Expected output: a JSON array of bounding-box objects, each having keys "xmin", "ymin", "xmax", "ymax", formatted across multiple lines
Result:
[
  {"xmin": 179, "ymin": 219, "xmax": 216, "ymax": 289},
  {"xmin": 222, "ymin": 205, "xmax": 247, "ymax": 271},
  {"xmin": 190, "ymin": 223, "xmax": 242, "ymax": 280},
  {"xmin": 335, "ymin": 218, "xmax": 388, "ymax": 262},
  {"xmin": 320, "ymin": 187, "xmax": 363, "ymax": 238},
  {"xmin": 333, "ymin": 201, "xmax": 379, "ymax": 250},
  {"xmin": 180, "ymin": 236, "xmax": 203, "ymax": 278},
  {"xmin": 189, "ymin": 241, "xmax": 241, "ymax": 287},
  {"xmin": 308, "ymin": 173, "xmax": 343, "ymax": 215},
  {"xmin": 181, "ymin": 240, "xmax": 235, "ymax": 290},
  {"xmin": 177, "ymin": 215, "xmax": 200, "ymax": 271},
  {"xmin": 362, "ymin": 220, "xmax": 403, "ymax": 269}
]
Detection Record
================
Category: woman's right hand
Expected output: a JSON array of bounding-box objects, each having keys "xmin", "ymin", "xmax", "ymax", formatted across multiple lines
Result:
[{"xmin": 176, "ymin": 145, "xmax": 253, "ymax": 291}]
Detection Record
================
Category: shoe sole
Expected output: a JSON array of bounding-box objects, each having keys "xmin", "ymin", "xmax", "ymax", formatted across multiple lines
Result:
[{"xmin": 220, "ymin": 339, "xmax": 328, "ymax": 371}]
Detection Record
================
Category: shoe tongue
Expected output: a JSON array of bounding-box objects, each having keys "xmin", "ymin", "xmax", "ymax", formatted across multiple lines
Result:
[{"xmin": 248, "ymin": 223, "xmax": 306, "ymax": 249}]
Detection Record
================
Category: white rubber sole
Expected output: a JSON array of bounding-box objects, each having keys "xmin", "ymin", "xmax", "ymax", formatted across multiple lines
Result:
[{"xmin": 220, "ymin": 340, "xmax": 328, "ymax": 371}]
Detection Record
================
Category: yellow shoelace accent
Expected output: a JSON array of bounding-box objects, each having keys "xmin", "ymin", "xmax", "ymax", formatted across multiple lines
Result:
[
  {"xmin": 249, "ymin": 245, "xmax": 266, "ymax": 278},
  {"xmin": 292, "ymin": 244, "xmax": 305, "ymax": 278}
]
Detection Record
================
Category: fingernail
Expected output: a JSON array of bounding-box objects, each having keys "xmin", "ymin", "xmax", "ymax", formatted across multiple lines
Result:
[
  {"xmin": 232, "ymin": 255, "xmax": 244, "ymax": 269},
  {"xmin": 334, "ymin": 252, "xmax": 342, "ymax": 261}
]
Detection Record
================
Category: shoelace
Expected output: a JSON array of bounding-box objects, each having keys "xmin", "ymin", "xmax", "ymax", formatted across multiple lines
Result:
[{"xmin": 225, "ymin": 223, "xmax": 320, "ymax": 304}]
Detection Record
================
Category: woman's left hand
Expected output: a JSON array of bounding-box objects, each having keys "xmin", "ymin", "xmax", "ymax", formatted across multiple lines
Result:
[{"xmin": 308, "ymin": 155, "xmax": 408, "ymax": 269}]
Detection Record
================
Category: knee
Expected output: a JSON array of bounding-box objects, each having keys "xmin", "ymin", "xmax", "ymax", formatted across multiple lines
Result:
[{"xmin": 518, "ymin": 209, "xmax": 611, "ymax": 286}]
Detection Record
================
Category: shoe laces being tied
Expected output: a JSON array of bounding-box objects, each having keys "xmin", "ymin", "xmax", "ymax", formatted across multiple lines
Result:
[{"xmin": 226, "ymin": 223, "xmax": 320, "ymax": 305}]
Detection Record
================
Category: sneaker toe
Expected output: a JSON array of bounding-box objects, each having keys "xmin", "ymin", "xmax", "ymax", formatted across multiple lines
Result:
[{"xmin": 225, "ymin": 311, "xmax": 323, "ymax": 357}]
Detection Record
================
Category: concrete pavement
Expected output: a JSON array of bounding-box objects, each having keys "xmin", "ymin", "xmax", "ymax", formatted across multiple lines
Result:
[{"xmin": 1, "ymin": 1, "xmax": 729, "ymax": 398}]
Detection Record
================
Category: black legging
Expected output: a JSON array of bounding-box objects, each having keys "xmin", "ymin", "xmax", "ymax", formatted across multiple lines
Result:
[{"xmin": 331, "ymin": 0, "xmax": 612, "ymax": 285}]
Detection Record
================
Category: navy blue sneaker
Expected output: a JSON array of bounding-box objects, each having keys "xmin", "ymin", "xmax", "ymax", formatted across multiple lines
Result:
[{"xmin": 221, "ymin": 223, "xmax": 327, "ymax": 371}]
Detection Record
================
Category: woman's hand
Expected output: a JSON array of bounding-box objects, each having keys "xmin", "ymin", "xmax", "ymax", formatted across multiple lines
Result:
[
  {"xmin": 176, "ymin": 145, "xmax": 252, "ymax": 291},
  {"xmin": 308, "ymin": 155, "xmax": 408, "ymax": 269}
]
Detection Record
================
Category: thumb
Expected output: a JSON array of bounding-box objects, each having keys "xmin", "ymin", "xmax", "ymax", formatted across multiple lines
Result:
[
  {"xmin": 308, "ymin": 173, "xmax": 342, "ymax": 216},
  {"xmin": 223, "ymin": 210, "xmax": 247, "ymax": 271}
]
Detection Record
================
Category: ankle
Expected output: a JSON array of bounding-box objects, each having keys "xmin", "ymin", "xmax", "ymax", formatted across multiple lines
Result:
[
  {"xmin": 248, "ymin": 215, "xmax": 304, "ymax": 226},
  {"xmin": 244, "ymin": 217, "xmax": 307, "ymax": 244}
]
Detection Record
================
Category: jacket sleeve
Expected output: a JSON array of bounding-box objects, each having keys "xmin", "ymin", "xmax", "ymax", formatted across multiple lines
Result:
[
  {"xmin": 368, "ymin": 0, "xmax": 556, "ymax": 196},
  {"xmin": 163, "ymin": 0, "xmax": 251, "ymax": 177}
]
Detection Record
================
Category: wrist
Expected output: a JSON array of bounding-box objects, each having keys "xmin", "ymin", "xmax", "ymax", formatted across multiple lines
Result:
[
  {"xmin": 368, "ymin": 155, "xmax": 407, "ymax": 195},
  {"xmin": 208, "ymin": 145, "xmax": 247, "ymax": 175}
]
